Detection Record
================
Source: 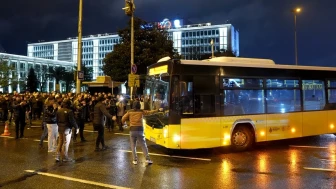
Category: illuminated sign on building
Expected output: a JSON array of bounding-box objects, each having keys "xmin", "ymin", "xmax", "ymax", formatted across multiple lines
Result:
[
  {"xmin": 140, "ymin": 18, "xmax": 183, "ymax": 30},
  {"xmin": 157, "ymin": 18, "xmax": 183, "ymax": 29}
]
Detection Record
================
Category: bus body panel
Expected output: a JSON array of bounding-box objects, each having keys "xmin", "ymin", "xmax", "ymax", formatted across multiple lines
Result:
[
  {"xmin": 144, "ymin": 125, "xmax": 164, "ymax": 146},
  {"xmin": 327, "ymin": 110, "xmax": 336, "ymax": 133},
  {"xmin": 266, "ymin": 112, "xmax": 302, "ymax": 141},
  {"xmin": 144, "ymin": 124, "xmax": 182, "ymax": 149},
  {"xmin": 164, "ymin": 124, "xmax": 182, "ymax": 149},
  {"xmin": 302, "ymin": 111, "xmax": 328, "ymax": 136},
  {"xmin": 180, "ymin": 117, "xmax": 221, "ymax": 149},
  {"xmin": 229, "ymin": 115, "xmax": 267, "ymax": 143}
]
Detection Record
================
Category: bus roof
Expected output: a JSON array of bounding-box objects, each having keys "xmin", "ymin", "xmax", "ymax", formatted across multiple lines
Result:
[{"xmin": 179, "ymin": 57, "xmax": 336, "ymax": 71}]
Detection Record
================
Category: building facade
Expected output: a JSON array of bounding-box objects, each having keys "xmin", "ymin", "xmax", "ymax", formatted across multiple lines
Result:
[
  {"xmin": 27, "ymin": 19, "xmax": 239, "ymax": 79},
  {"xmin": 0, "ymin": 53, "xmax": 74, "ymax": 93}
]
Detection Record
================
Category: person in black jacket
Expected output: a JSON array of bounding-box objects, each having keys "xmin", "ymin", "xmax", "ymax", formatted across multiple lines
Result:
[
  {"xmin": 12, "ymin": 96, "xmax": 27, "ymax": 139},
  {"xmin": 44, "ymin": 97, "xmax": 58, "ymax": 152},
  {"xmin": 74, "ymin": 98, "xmax": 87, "ymax": 142},
  {"xmin": 93, "ymin": 96, "xmax": 113, "ymax": 151},
  {"xmin": 55, "ymin": 100, "xmax": 79, "ymax": 162}
]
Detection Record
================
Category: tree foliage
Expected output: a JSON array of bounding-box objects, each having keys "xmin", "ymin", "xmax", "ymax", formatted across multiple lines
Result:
[
  {"xmin": 103, "ymin": 17, "xmax": 179, "ymax": 82},
  {"xmin": 0, "ymin": 59, "xmax": 19, "ymax": 91},
  {"xmin": 49, "ymin": 66, "xmax": 65, "ymax": 84},
  {"xmin": 38, "ymin": 65, "xmax": 49, "ymax": 92},
  {"xmin": 26, "ymin": 67, "xmax": 38, "ymax": 92}
]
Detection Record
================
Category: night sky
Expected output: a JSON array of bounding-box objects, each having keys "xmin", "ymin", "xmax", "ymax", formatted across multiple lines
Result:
[{"xmin": 0, "ymin": 0, "xmax": 335, "ymax": 66}]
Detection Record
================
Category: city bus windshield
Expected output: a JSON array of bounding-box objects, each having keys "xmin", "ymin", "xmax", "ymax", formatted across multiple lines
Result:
[
  {"xmin": 144, "ymin": 74, "xmax": 170, "ymax": 111},
  {"xmin": 143, "ymin": 74, "xmax": 170, "ymax": 128}
]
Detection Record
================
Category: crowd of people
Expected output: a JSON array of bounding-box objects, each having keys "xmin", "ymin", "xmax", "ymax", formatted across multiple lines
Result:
[{"xmin": 0, "ymin": 91, "xmax": 161, "ymax": 164}]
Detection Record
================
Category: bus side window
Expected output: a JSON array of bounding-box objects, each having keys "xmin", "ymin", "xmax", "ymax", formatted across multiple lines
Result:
[
  {"xmin": 302, "ymin": 80, "xmax": 326, "ymax": 111},
  {"xmin": 180, "ymin": 81, "xmax": 193, "ymax": 114}
]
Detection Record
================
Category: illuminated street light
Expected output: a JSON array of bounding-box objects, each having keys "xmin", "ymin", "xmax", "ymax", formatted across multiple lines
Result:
[{"xmin": 292, "ymin": 7, "xmax": 302, "ymax": 65}]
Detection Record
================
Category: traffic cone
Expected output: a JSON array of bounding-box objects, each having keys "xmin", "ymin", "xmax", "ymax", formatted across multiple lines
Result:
[{"xmin": 1, "ymin": 122, "xmax": 11, "ymax": 136}]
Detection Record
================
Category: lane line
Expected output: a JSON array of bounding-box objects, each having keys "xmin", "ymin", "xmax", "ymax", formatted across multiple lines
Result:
[
  {"xmin": 84, "ymin": 130, "xmax": 129, "ymax": 136},
  {"xmin": 303, "ymin": 167, "xmax": 336, "ymax": 172},
  {"xmin": 33, "ymin": 139, "xmax": 48, "ymax": 143},
  {"xmin": 84, "ymin": 130, "xmax": 95, "ymax": 133},
  {"xmin": 0, "ymin": 136, "xmax": 15, "ymax": 138},
  {"xmin": 120, "ymin": 150, "xmax": 211, "ymax": 161},
  {"xmin": 290, "ymin": 145, "xmax": 328, "ymax": 149},
  {"xmin": 24, "ymin": 170, "xmax": 131, "ymax": 189},
  {"xmin": 114, "ymin": 133, "xmax": 130, "ymax": 136}
]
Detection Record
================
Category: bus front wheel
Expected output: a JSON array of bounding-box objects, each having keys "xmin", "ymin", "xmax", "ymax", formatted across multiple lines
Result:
[{"xmin": 231, "ymin": 126, "xmax": 254, "ymax": 151}]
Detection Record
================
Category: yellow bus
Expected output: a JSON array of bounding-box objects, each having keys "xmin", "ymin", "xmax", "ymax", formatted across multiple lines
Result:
[{"xmin": 143, "ymin": 56, "xmax": 336, "ymax": 151}]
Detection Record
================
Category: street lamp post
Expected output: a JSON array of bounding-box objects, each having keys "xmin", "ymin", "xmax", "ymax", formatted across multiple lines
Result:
[
  {"xmin": 123, "ymin": 0, "xmax": 135, "ymax": 97},
  {"xmin": 210, "ymin": 39, "xmax": 214, "ymax": 58},
  {"xmin": 76, "ymin": 0, "xmax": 83, "ymax": 94},
  {"xmin": 292, "ymin": 8, "xmax": 301, "ymax": 66}
]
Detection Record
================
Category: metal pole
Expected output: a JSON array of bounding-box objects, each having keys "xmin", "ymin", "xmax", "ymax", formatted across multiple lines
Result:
[
  {"xmin": 130, "ymin": 0, "xmax": 134, "ymax": 98},
  {"xmin": 76, "ymin": 0, "xmax": 83, "ymax": 94},
  {"xmin": 294, "ymin": 14, "xmax": 298, "ymax": 65}
]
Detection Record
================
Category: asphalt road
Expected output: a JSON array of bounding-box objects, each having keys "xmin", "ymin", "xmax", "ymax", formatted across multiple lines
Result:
[{"xmin": 1, "ymin": 120, "xmax": 336, "ymax": 189}]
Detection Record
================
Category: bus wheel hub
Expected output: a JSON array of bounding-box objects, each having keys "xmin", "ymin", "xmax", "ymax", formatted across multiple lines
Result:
[{"xmin": 233, "ymin": 132, "xmax": 247, "ymax": 146}]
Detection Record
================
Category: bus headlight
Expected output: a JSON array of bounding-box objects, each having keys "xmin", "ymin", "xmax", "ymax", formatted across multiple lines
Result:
[
  {"xmin": 173, "ymin": 134, "xmax": 180, "ymax": 142},
  {"xmin": 163, "ymin": 128, "xmax": 168, "ymax": 138},
  {"xmin": 223, "ymin": 134, "xmax": 230, "ymax": 145}
]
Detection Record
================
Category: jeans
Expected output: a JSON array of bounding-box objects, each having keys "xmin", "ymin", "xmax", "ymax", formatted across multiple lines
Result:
[
  {"xmin": 56, "ymin": 128, "xmax": 72, "ymax": 159},
  {"xmin": 39, "ymin": 123, "xmax": 48, "ymax": 145},
  {"xmin": 47, "ymin": 124, "xmax": 58, "ymax": 151},
  {"xmin": 95, "ymin": 124, "xmax": 105, "ymax": 148},
  {"xmin": 129, "ymin": 130, "xmax": 150, "ymax": 161}
]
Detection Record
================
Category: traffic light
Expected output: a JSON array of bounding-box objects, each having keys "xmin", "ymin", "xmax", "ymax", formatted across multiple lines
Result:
[{"xmin": 122, "ymin": 0, "xmax": 135, "ymax": 16}]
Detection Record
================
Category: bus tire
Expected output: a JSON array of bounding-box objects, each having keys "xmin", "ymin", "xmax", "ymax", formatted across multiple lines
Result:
[{"xmin": 231, "ymin": 126, "xmax": 254, "ymax": 152}]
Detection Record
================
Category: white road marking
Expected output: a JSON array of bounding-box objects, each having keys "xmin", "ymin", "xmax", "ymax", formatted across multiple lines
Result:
[
  {"xmin": 84, "ymin": 130, "xmax": 95, "ymax": 133},
  {"xmin": 114, "ymin": 133, "xmax": 130, "ymax": 136},
  {"xmin": 0, "ymin": 136, "xmax": 14, "ymax": 138},
  {"xmin": 25, "ymin": 170, "xmax": 131, "ymax": 189},
  {"xmin": 290, "ymin": 145, "xmax": 328, "ymax": 149},
  {"xmin": 33, "ymin": 139, "xmax": 48, "ymax": 143},
  {"xmin": 84, "ymin": 130, "xmax": 129, "ymax": 136},
  {"xmin": 304, "ymin": 167, "xmax": 336, "ymax": 172},
  {"xmin": 120, "ymin": 150, "xmax": 211, "ymax": 161}
]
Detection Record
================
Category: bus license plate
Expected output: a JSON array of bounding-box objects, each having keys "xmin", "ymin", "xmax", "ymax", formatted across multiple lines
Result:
[{"xmin": 150, "ymin": 137, "xmax": 156, "ymax": 143}]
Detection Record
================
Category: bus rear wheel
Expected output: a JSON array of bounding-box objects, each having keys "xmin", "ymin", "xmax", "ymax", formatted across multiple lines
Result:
[{"xmin": 231, "ymin": 126, "xmax": 254, "ymax": 152}]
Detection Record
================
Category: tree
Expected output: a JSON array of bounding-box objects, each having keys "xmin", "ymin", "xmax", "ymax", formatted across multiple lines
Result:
[
  {"xmin": 200, "ymin": 49, "xmax": 237, "ymax": 60},
  {"xmin": 26, "ymin": 68, "xmax": 38, "ymax": 92},
  {"xmin": 103, "ymin": 17, "xmax": 179, "ymax": 82},
  {"xmin": 0, "ymin": 59, "xmax": 20, "ymax": 92},
  {"xmin": 38, "ymin": 65, "xmax": 50, "ymax": 92},
  {"xmin": 81, "ymin": 65, "xmax": 93, "ymax": 81},
  {"xmin": 48, "ymin": 66, "xmax": 66, "ymax": 92},
  {"xmin": 63, "ymin": 70, "xmax": 75, "ymax": 92}
]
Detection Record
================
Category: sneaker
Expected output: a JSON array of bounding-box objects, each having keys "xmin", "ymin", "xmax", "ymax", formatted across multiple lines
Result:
[
  {"xmin": 101, "ymin": 146, "xmax": 109, "ymax": 151},
  {"xmin": 146, "ymin": 159, "xmax": 153, "ymax": 164},
  {"xmin": 132, "ymin": 160, "xmax": 138, "ymax": 165},
  {"xmin": 55, "ymin": 157, "xmax": 60, "ymax": 162}
]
